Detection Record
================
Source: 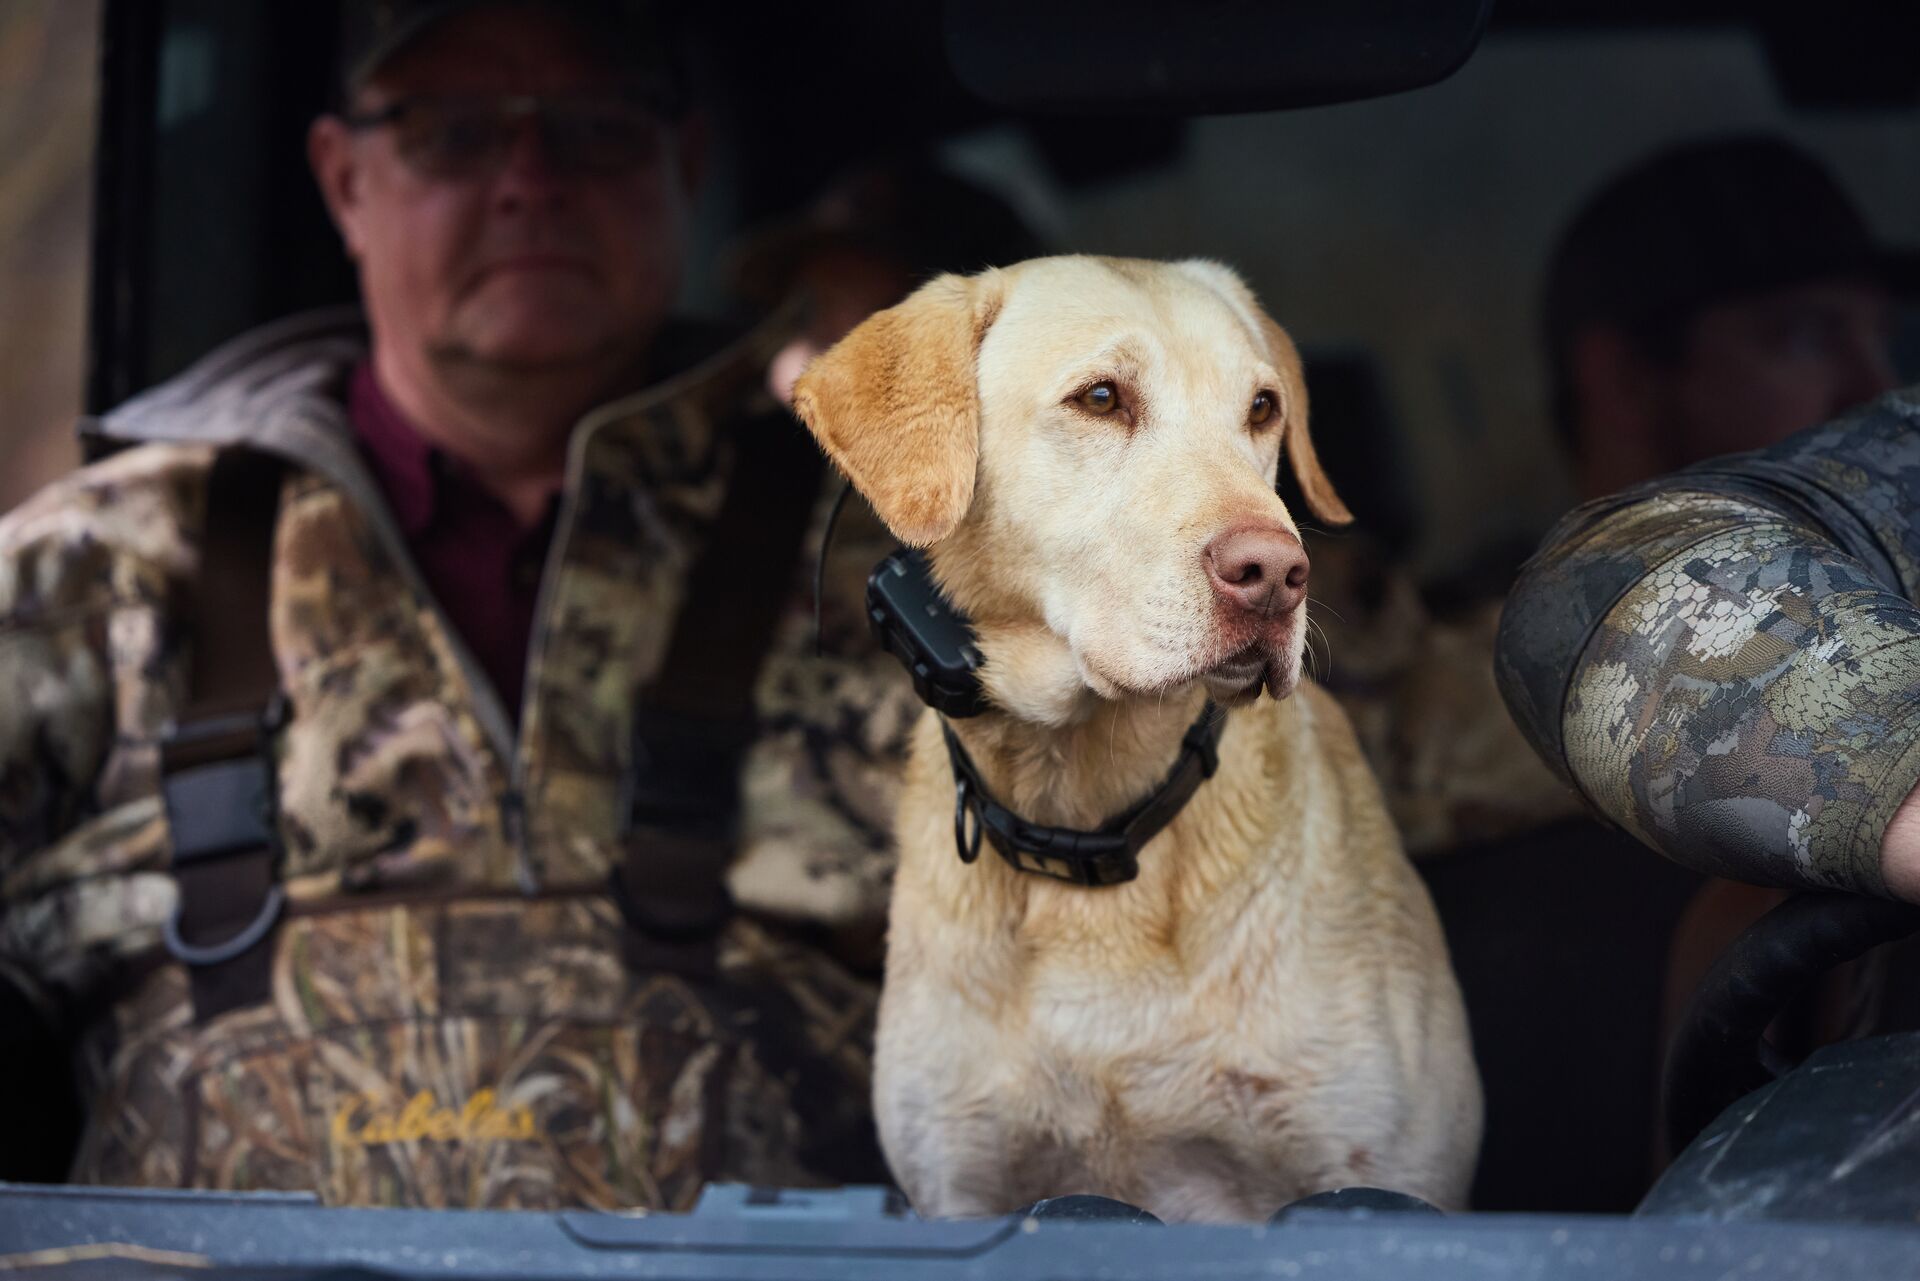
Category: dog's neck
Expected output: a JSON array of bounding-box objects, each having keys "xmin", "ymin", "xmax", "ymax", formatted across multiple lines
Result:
[{"xmin": 950, "ymin": 620, "xmax": 1213, "ymax": 831}]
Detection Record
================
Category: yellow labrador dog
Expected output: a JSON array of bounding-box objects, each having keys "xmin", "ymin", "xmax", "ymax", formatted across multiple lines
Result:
[{"xmin": 793, "ymin": 256, "xmax": 1480, "ymax": 1222}]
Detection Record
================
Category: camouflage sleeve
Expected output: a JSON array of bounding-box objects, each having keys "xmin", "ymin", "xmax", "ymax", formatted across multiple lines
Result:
[
  {"xmin": 1495, "ymin": 391, "xmax": 1920, "ymax": 896},
  {"xmin": 0, "ymin": 582, "xmax": 117, "ymax": 1020},
  {"xmin": 0, "ymin": 446, "xmax": 202, "ymax": 1017}
]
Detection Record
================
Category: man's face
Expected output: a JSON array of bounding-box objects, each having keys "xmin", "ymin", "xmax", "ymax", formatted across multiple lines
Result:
[
  {"xmin": 1661, "ymin": 278, "xmax": 1897, "ymax": 460},
  {"xmin": 311, "ymin": 5, "xmax": 694, "ymax": 375}
]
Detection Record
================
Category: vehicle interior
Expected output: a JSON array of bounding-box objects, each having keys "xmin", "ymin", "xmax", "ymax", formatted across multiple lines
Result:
[{"xmin": 5, "ymin": 0, "xmax": 1920, "ymax": 1272}]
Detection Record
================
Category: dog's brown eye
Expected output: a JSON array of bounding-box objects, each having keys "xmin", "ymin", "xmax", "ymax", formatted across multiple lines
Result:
[
  {"xmin": 1078, "ymin": 382, "xmax": 1120, "ymax": 416},
  {"xmin": 1249, "ymin": 390, "xmax": 1277, "ymax": 427}
]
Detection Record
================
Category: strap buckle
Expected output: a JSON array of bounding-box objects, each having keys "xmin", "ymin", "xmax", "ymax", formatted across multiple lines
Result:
[
  {"xmin": 989, "ymin": 820, "xmax": 1138, "ymax": 887},
  {"xmin": 160, "ymin": 694, "xmax": 288, "ymax": 971},
  {"xmin": 163, "ymin": 884, "xmax": 287, "ymax": 967}
]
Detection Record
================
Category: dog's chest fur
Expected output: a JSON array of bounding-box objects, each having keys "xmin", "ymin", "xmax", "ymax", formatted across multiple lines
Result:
[
  {"xmin": 875, "ymin": 690, "xmax": 1461, "ymax": 1222},
  {"xmin": 926, "ymin": 944, "xmax": 1385, "ymax": 1222}
]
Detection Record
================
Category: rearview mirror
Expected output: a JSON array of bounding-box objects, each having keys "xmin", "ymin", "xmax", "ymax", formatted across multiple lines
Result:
[{"xmin": 943, "ymin": 0, "xmax": 1494, "ymax": 115}]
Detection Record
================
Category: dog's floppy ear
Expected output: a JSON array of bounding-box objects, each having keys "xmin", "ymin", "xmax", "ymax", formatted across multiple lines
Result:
[
  {"xmin": 792, "ymin": 271, "xmax": 1004, "ymax": 546},
  {"xmin": 1256, "ymin": 313, "xmax": 1353, "ymax": 527}
]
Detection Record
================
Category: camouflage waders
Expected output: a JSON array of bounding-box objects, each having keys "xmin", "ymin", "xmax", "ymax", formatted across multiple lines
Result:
[{"xmin": 0, "ymin": 310, "xmax": 896, "ymax": 1208}]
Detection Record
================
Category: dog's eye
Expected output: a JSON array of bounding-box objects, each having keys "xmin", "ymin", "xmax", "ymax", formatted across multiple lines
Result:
[
  {"xmin": 1077, "ymin": 382, "xmax": 1120, "ymax": 416},
  {"xmin": 1249, "ymin": 391, "xmax": 1277, "ymax": 427}
]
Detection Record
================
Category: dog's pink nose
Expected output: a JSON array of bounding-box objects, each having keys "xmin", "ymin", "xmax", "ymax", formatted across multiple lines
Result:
[{"xmin": 1205, "ymin": 524, "xmax": 1309, "ymax": 618}]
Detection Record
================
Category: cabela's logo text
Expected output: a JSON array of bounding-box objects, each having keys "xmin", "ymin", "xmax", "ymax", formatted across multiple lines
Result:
[{"xmin": 331, "ymin": 1088, "xmax": 537, "ymax": 1147}]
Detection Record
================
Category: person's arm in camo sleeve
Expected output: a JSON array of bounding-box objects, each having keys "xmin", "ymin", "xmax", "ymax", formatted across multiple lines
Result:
[
  {"xmin": 1495, "ymin": 390, "xmax": 1920, "ymax": 900},
  {"xmin": 0, "ymin": 454, "xmax": 194, "ymax": 1178}
]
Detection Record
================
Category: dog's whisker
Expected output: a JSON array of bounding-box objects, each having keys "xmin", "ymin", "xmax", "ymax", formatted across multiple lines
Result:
[
  {"xmin": 1306, "ymin": 595, "xmax": 1348, "ymax": 625},
  {"xmin": 1305, "ymin": 616, "xmax": 1334, "ymax": 683}
]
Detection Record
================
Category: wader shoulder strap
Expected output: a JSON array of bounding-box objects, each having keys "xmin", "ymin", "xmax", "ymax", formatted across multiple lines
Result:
[
  {"xmin": 615, "ymin": 409, "xmax": 825, "ymax": 942},
  {"xmin": 161, "ymin": 448, "xmax": 288, "ymax": 1023}
]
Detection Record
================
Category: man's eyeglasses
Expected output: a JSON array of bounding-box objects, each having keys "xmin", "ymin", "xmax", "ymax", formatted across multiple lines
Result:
[{"xmin": 342, "ymin": 94, "xmax": 672, "ymax": 180}]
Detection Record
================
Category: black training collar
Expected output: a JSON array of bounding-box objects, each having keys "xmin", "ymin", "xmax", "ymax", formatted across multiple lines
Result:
[{"xmin": 941, "ymin": 703, "xmax": 1225, "ymax": 887}]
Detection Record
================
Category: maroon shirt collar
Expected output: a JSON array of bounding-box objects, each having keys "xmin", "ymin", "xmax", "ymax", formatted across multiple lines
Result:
[
  {"xmin": 345, "ymin": 360, "xmax": 558, "ymax": 722},
  {"xmin": 347, "ymin": 361, "xmax": 440, "ymax": 536}
]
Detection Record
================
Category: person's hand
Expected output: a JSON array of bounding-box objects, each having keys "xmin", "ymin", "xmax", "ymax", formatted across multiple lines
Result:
[
  {"xmin": 769, "ymin": 336, "xmax": 824, "ymax": 403},
  {"xmin": 767, "ymin": 246, "xmax": 911, "ymax": 405},
  {"xmin": 1880, "ymin": 774, "xmax": 1920, "ymax": 902}
]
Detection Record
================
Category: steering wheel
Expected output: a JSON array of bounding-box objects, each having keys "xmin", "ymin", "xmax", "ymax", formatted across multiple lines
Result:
[{"xmin": 1662, "ymin": 891, "xmax": 1920, "ymax": 1156}]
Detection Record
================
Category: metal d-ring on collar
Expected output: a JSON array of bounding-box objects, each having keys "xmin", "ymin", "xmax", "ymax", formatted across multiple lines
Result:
[{"xmin": 940, "ymin": 702, "xmax": 1225, "ymax": 887}]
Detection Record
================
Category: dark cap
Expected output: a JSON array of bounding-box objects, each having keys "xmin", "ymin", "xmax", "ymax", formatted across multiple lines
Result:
[
  {"xmin": 1543, "ymin": 134, "xmax": 1920, "ymax": 364},
  {"xmin": 725, "ymin": 159, "xmax": 1047, "ymax": 304},
  {"xmin": 338, "ymin": 0, "xmax": 683, "ymax": 104}
]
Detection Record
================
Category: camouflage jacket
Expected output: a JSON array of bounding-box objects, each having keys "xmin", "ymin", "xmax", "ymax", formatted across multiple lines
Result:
[
  {"xmin": 1495, "ymin": 389, "xmax": 1920, "ymax": 896},
  {"xmin": 0, "ymin": 308, "xmax": 918, "ymax": 1208}
]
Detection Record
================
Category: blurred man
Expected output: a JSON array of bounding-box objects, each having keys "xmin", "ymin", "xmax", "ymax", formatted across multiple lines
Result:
[
  {"xmin": 727, "ymin": 156, "xmax": 1046, "ymax": 947},
  {"xmin": 1497, "ymin": 342, "xmax": 1920, "ymax": 1145},
  {"xmin": 1544, "ymin": 134, "xmax": 1904, "ymax": 498},
  {"xmin": 1544, "ymin": 134, "xmax": 1910, "ymax": 1040},
  {"xmin": 1411, "ymin": 134, "xmax": 1911, "ymax": 1212},
  {"xmin": 0, "ymin": 0, "xmax": 881, "ymax": 1209},
  {"xmin": 1467, "ymin": 132, "xmax": 1913, "ymax": 1192},
  {"xmin": 728, "ymin": 156, "xmax": 1046, "ymax": 399}
]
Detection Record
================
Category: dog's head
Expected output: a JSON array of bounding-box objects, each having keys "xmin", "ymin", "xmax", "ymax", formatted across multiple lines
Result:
[{"xmin": 793, "ymin": 255, "xmax": 1350, "ymax": 711}]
